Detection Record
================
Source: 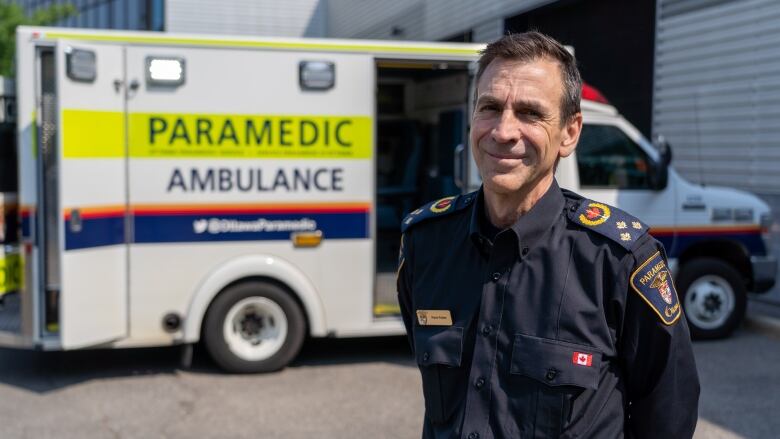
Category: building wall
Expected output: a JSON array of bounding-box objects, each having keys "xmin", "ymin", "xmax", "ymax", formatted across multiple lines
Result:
[
  {"xmin": 654, "ymin": 0, "xmax": 780, "ymax": 195},
  {"xmin": 327, "ymin": 0, "xmax": 554, "ymax": 41},
  {"xmin": 15, "ymin": 0, "xmax": 164, "ymax": 31},
  {"xmin": 165, "ymin": 0, "xmax": 327, "ymax": 37}
]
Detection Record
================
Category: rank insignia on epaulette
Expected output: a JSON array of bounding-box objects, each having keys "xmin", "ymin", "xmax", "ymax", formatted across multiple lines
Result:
[{"xmin": 630, "ymin": 251, "xmax": 681, "ymax": 325}]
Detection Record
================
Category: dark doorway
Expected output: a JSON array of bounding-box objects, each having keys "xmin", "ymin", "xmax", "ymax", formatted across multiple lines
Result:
[{"xmin": 506, "ymin": 0, "xmax": 656, "ymax": 137}]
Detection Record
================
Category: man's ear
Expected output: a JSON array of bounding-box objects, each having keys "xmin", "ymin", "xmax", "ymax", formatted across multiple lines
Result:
[{"xmin": 559, "ymin": 112, "xmax": 583, "ymax": 158}]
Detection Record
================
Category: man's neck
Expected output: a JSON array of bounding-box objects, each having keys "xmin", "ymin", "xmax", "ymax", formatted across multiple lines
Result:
[{"xmin": 483, "ymin": 174, "xmax": 554, "ymax": 229}]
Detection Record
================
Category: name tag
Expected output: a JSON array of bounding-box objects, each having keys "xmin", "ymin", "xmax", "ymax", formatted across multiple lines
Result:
[{"xmin": 416, "ymin": 310, "xmax": 452, "ymax": 326}]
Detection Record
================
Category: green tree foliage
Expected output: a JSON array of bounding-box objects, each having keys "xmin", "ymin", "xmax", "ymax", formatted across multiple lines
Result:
[{"xmin": 0, "ymin": 2, "xmax": 75, "ymax": 76}]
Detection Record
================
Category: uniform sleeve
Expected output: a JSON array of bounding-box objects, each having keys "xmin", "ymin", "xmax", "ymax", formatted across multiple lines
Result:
[
  {"xmin": 397, "ymin": 232, "xmax": 415, "ymax": 352},
  {"xmin": 620, "ymin": 235, "xmax": 700, "ymax": 438}
]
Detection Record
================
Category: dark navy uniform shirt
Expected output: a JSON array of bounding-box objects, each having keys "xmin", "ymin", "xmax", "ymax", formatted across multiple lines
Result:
[{"xmin": 397, "ymin": 180, "xmax": 700, "ymax": 439}]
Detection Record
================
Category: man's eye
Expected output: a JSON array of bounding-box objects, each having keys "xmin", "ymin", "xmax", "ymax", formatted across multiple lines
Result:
[
  {"xmin": 478, "ymin": 104, "xmax": 499, "ymax": 112},
  {"xmin": 518, "ymin": 109, "xmax": 541, "ymax": 118}
]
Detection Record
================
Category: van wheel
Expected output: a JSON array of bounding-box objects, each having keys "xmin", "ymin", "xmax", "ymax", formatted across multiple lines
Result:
[
  {"xmin": 677, "ymin": 258, "xmax": 746, "ymax": 340},
  {"xmin": 203, "ymin": 281, "xmax": 306, "ymax": 373}
]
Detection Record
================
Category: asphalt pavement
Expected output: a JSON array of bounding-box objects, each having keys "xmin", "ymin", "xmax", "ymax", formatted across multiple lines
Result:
[{"xmin": 0, "ymin": 322, "xmax": 779, "ymax": 439}]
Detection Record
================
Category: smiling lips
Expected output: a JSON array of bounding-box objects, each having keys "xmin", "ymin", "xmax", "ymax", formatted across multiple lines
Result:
[{"xmin": 485, "ymin": 149, "xmax": 527, "ymax": 161}]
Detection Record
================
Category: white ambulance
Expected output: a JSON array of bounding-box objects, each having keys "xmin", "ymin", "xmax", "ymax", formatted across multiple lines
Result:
[{"xmin": 0, "ymin": 27, "xmax": 774, "ymax": 372}]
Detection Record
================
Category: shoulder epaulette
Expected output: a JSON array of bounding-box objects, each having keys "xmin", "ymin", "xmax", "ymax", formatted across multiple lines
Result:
[
  {"xmin": 401, "ymin": 192, "xmax": 476, "ymax": 233},
  {"xmin": 567, "ymin": 198, "xmax": 649, "ymax": 250}
]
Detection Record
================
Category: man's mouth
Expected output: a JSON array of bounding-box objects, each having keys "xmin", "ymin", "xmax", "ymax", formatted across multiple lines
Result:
[{"xmin": 485, "ymin": 150, "xmax": 526, "ymax": 160}]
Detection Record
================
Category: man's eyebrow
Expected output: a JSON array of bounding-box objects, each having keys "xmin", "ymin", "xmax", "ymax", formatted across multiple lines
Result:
[
  {"xmin": 475, "ymin": 94, "xmax": 502, "ymax": 106},
  {"xmin": 513, "ymin": 99, "xmax": 549, "ymax": 115},
  {"xmin": 475, "ymin": 95, "xmax": 551, "ymax": 115}
]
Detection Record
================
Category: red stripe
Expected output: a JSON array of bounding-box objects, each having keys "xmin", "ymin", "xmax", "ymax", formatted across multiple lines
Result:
[
  {"xmin": 651, "ymin": 227, "xmax": 761, "ymax": 237},
  {"xmin": 132, "ymin": 206, "xmax": 370, "ymax": 216}
]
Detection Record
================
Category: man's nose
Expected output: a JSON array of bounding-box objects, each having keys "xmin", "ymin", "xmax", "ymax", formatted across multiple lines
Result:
[{"xmin": 491, "ymin": 110, "xmax": 520, "ymax": 145}]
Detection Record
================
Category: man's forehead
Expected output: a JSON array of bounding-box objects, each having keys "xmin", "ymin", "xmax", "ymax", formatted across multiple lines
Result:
[
  {"xmin": 476, "ymin": 57, "xmax": 563, "ymax": 103},
  {"xmin": 479, "ymin": 57, "xmax": 562, "ymax": 86}
]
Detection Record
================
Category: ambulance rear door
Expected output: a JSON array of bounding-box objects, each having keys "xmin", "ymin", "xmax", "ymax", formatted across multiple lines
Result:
[
  {"xmin": 123, "ymin": 44, "xmax": 375, "ymax": 337},
  {"xmin": 50, "ymin": 41, "xmax": 129, "ymax": 348}
]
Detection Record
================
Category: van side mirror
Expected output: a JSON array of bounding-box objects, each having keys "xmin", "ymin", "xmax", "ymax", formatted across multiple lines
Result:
[
  {"xmin": 650, "ymin": 135, "xmax": 672, "ymax": 190},
  {"xmin": 653, "ymin": 134, "xmax": 673, "ymax": 166}
]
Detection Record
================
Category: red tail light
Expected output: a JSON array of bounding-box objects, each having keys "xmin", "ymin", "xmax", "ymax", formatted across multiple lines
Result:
[{"xmin": 582, "ymin": 83, "xmax": 610, "ymax": 104}]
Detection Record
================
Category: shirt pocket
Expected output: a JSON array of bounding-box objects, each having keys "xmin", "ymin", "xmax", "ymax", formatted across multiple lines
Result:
[
  {"xmin": 508, "ymin": 333, "xmax": 602, "ymax": 438},
  {"xmin": 414, "ymin": 325, "xmax": 465, "ymax": 425}
]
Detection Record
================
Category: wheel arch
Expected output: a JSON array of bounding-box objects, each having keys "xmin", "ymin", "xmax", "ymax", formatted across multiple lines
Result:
[
  {"xmin": 676, "ymin": 239, "xmax": 752, "ymax": 285},
  {"xmin": 182, "ymin": 255, "xmax": 328, "ymax": 343}
]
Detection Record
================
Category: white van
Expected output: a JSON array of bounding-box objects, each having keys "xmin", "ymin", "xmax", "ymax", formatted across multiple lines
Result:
[{"xmin": 0, "ymin": 27, "xmax": 773, "ymax": 373}]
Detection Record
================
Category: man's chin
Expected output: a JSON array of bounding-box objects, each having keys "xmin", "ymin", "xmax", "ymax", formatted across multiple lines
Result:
[{"xmin": 482, "ymin": 175, "xmax": 528, "ymax": 195}]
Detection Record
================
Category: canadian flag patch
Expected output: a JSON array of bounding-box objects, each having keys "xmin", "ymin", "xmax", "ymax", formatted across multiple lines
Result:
[{"xmin": 572, "ymin": 352, "xmax": 593, "ymax": 367}]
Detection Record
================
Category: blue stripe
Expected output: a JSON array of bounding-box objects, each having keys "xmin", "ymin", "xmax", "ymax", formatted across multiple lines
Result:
[
  {"xmin": 135, "ymin": 212, "xmax": 369, "ymax": 244},
  {"xmin": 65, "ymin": 216, "xmax": 125, "ymax": 250},
  {"xmin": 21, "ymin": 215, "xmax": 31, "ymax": 239},
  {"xmin": 654, "ymin": 232, "xmax": 766, "ymax": 258}
]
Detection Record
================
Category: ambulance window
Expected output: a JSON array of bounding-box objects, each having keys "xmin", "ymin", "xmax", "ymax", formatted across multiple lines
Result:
[{"xmin": 576, "ymin": 124, "xmax": 651, "ymax": 189}]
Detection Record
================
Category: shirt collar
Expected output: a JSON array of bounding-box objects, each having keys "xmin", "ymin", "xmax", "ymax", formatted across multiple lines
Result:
[{"xmin": 469, "ymin": 179, "xmax": 566, "ymax": 256}]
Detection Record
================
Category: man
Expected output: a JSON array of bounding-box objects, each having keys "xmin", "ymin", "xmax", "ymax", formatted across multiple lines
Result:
[{"xmin": 397, "ymin": 32, "xmax": 700, "ymax": 439}]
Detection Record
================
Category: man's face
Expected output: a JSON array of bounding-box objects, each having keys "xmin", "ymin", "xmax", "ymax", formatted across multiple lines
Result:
[{"xmin": 470, "ymin": 57, "xmax": 582, "ymax": 196}]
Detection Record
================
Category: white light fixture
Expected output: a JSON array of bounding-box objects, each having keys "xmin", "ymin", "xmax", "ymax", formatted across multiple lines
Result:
[
  {"xmin": 65, "ymin": 47, "xmax": 96, "ymax": 82},
  {"xmin": 299, "ymin": 61, "xmax": 335, "ymax": 91},
  {"xmin": 146, "ymin": 57, "xmax": 185, "ymax": 86}
]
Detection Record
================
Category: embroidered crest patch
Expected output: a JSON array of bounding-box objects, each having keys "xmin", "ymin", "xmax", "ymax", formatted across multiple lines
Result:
[
  {"xmin": 430, "ymin": 196, "xmax": 456, "ymax": 213},
  {"xmin": 630, "ymin": 251, "xmax": 681, "ymax": 325},
  {"xmin": 579, "ymin": 202, "xmax": 611, "ymax": 226}
]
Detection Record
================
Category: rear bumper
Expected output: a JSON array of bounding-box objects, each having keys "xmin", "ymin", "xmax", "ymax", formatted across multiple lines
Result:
[{"xmin": 751, "ymin": 255, "xmax": 777, "ymax": 293}]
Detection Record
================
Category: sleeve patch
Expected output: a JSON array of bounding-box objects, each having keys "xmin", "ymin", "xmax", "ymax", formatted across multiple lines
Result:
[{"xmin": 630, "ymin": 251, "xmax": 681, "ymax": 325}]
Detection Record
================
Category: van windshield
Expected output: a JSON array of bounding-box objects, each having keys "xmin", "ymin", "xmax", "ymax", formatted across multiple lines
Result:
[{"xmin": 576, "ymin": 124, "xmax": 652, "ymax": 190}]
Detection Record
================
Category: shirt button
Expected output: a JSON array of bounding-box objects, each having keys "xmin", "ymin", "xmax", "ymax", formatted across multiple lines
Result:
[
  {"xmin": 481, "ymin": 325, "xmax": 492, "ymax": 336},
  {"xmin": 475, "ymin": 377, "xmax": 486, "ymax": 389},
  {"xmin": 491, "ymin": 271, "xmax": 502, "ymax": 281},
  {"xmin": 422, "ymin": 352, "xmax": 430, "ymax": 362},
  {"xmin": 546, "ymin": 368, "xmax": 558, "ymax": 381},
  {"xmin": 468, "ymin": 433, "xmax": 479, "ymax": 439}
]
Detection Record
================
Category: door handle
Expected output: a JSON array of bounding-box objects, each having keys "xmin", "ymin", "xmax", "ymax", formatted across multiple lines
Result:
[{"xmin": 69, "ymin": 209, "xmax": 82, "ymax": 233}]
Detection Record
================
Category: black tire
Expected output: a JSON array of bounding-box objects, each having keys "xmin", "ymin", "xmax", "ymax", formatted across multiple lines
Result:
[
  {"xmin": 203, "ymin": 280, "xmax": 306, "ymax": 373},
  {"xmin": 677, "ymin": 258, "xmax": 746, "ymax": 340}
]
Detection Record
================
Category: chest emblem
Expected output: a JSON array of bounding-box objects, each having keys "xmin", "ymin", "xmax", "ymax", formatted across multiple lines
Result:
[
  {"xmin": 579, "ymin": 202, "xmax": 611, "ymax": 226},
  {"xmin": 630, "ymin": 251, "xmax": 681, "ymax": 325}
]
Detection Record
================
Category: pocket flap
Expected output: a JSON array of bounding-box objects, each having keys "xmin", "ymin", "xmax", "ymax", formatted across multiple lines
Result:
[
  {"xmin": 510, "ymin": 334, "xmax": 600, "ymax": 390},
  {"xmin": 414, "ymin": 326, "xmax": 464, "ymax": 367}
]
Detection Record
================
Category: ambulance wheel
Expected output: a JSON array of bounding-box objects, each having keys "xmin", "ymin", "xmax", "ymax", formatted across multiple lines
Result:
[
  {"xmin": 677, "ymin": 258, "xmax": 746, "ymax": 340},
  {"xmin": 203, "ymin": 280, "xmax": 306, "ymax": 373}
]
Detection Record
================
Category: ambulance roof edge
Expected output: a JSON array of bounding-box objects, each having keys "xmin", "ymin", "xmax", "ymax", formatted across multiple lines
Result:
[{"xmin": 17, "ymin": 26, "xmax": 485, "ymax": 59}]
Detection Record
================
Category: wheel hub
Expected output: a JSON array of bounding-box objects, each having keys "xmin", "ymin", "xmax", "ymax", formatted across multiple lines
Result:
[
  {"xmin": 684, "ymin": 274, "xmax": 735, "ymax": 330},
  {"xmin": 223, "ymin": 297, "xmax": 289, "ymax": 361}
]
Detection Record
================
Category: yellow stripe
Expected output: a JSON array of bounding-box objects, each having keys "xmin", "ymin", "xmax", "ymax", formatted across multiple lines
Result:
[
  {"xmin": 63, "ymin": 110, "xmax": 373, "ymax": 159},
  {"xmin": 374, "ymin": 303, "xmax": 401, "ymax": 316},
  {"xmin": 0, "ymin": 252, "xmax": 23, "ymax": 296},
  {"xmin": 62, "ymin": 110, "xmax": 125, "ymax": 158},
  {"xmin": 43, "ymin": 32, "xmax": 482, "ymax": 56}
]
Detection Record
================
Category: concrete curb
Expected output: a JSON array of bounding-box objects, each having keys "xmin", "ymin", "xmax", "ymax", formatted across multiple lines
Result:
[{"xmin": 744, "ymin": 314, "xmax": 780, "ymax": 339}]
